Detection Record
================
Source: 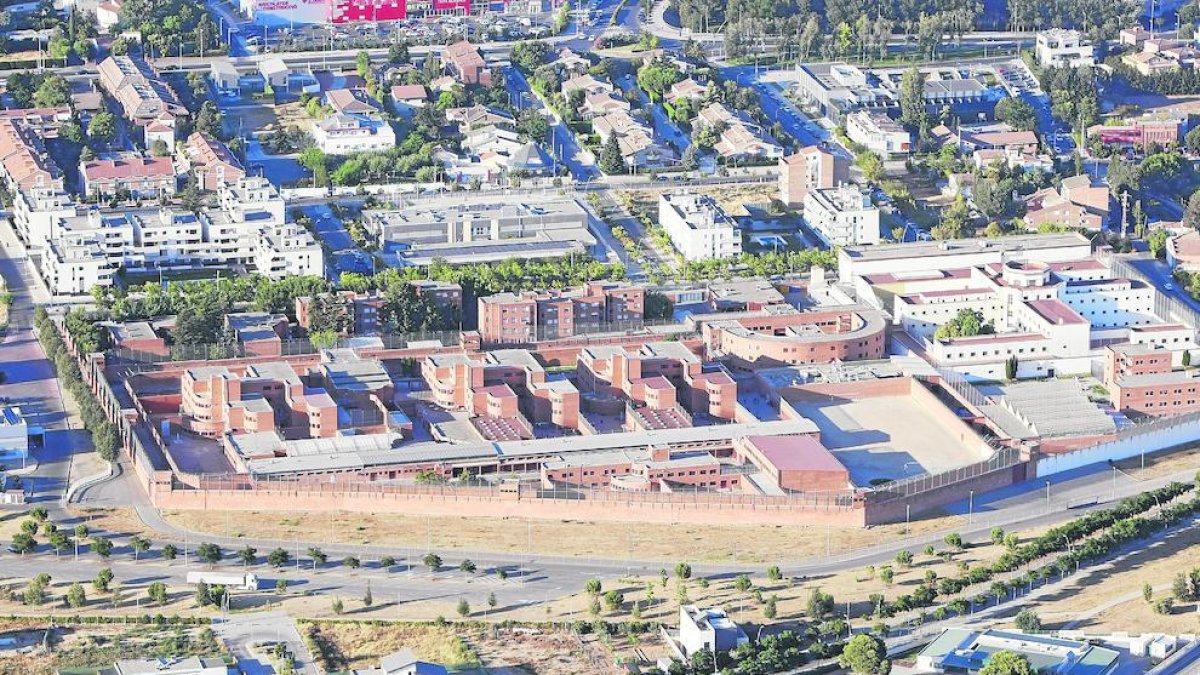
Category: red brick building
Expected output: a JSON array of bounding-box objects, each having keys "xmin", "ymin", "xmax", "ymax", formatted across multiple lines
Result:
[{"xmin": 478, "ymin": 282, "xmax": 645, "ymax": 344}]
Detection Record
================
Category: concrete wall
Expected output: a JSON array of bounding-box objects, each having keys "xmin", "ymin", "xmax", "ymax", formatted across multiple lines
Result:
[{"xmin": 1035, "ymin": 412, "xmax": 1200, "ymax": 477}]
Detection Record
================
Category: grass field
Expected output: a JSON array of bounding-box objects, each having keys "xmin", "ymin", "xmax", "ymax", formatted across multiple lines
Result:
[{"xmin": 161, "ymin": 508, "xmax": 965, "ymax": 564}]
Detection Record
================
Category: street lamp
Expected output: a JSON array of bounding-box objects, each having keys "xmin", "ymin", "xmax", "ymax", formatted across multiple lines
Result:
[{"xmin": 1044, "ymin": 480, "xmax": 1051, "ymax": 512}]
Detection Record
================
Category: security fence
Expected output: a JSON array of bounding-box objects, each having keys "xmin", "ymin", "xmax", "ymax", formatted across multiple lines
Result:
[{"xmin": 865, "ymin": 445, "xmax": 1024, "ymax": 503}]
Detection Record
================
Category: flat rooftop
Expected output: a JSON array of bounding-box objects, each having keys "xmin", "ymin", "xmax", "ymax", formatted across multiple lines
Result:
[{"xmin": 841, "ymin": 232, "xmax": 1090, "ymax": 262}]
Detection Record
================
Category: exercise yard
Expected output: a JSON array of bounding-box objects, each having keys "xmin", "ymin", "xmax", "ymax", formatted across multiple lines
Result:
[{"xmin": 784, "ymin": 391, "xmax": 986, "ymax": 486}]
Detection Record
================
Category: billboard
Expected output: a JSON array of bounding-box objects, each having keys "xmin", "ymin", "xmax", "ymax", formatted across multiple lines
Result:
[{"xmin": 246, "ymin": 0, "xmax": 329, "ymax": 26}]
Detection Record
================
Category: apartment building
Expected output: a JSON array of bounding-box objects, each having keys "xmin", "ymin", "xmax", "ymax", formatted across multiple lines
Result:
[
  {"xmin": 96, "ymin": 55, "xmax": 186, "ymax": 142},
  {"xmin": 700, "ymin": 305, "xmax": 888, "ymax": 370},
  {"xmin": 313, "ymin": 113, "xmax": 397, "ymax": 154},
  {"xmin": 846, "ymin": 110, "xmax": 911, "ymax": 156},
  {"xmin": 1024, "ymin": 175, "xmax": 1110, "ymax": 230},
  {"xmin": 296, "ymin": 282, "xmax": 462, "ymax": 335},
  {"xmin": 779, "ymin": 146, "xmax": 848, "ymax": 207},
  {"xmin": 180, "ymin": 133, "xmax": 246, "ymax": 191},
  {"xmin": 80, "ymin": 155, "xmax": 177, "ymax": 199},
  {"xmin": 1035, "ymin": 29, "xmax": 1095, "ymax": 68},
  {"xmin": 803, "ymin": 184, "xmax": 881, "ymax": 246},
  {"xmin": 1105, "ymin": 343, "xmax": 1200, "ymax": 416},
  {"xmin": 477, "ymin": 281, "xmax": 645, "ymax": 344},
  {"xmin": 443, "ymin": 40, "xmax": 491, "ymax": 86},
  {"xmin": 659, "ymin": 192, "xmax": 741, "ymax": 261}
]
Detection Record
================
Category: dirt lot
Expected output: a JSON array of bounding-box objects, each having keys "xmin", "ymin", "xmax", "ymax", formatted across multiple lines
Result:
[
  {"xmin": 162, "ymin": 509, "xmax": 965, "ymax": 564},
  {"xmin": 224, "ymin": 101, "xmax": 311, "ymax": 135},
  {"xmin": 301, "ymin": 619, "xmax": 632, "ymax": 674},
  {"xmin": 628, "ymin": 183, "xmax": 778, "ymax": 216},
  {"xmin": 1114, "ymin": 443, "xmax": 1200, "ymax": 481},
  {"xmin": 0, "ymin": 618, "xmax": 223, "ymax": 675}
]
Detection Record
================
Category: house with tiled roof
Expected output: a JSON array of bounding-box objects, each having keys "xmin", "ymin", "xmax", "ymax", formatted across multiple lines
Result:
[
  {"xmin": 443, "ymin": 40, "xmax": 491, "ymax": 86},
  {"xmin": 180, "ymin": 133, "xmax": 245, "ymax": 191},
  {"xmin": 80, "ymin": 154, "xmax": 177, "ymax": 199},
  {"xmin": 325, "ymin": 88, "xmax": 383, "ymax": 115},
  {"xmin": 96, "ymin": 55, "xmax": 186, "ymax": 144}
]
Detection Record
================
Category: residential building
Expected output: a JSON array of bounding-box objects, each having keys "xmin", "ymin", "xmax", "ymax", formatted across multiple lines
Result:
[
  {"xmin": 477, "ymin": 282, "xmax": 645, "ymax": 343},
  {"xmin": 579, "ymin": 91, "xmax": 631, "ymax": 118},
  {"xmin": 443, "ymin": 40, "xmax": 491, "ymax": 86},
  {"xmin": 96, "ymin": 55, "xmax": 185, "ymax": 142},
  {"xmin": 181, "ymin": 362, "xmax": 339, "ymax": 439},
  {"xmin": 803, "ymin": 184, "xmax": 880, "ymax": 246},
  {"xmin": 325, "ymin": 88, "xmax": 383, "ymax": 115},
  {"xmin": 576, "ymin": 341, "xmax": 737, "ymax": 421},
  {"xmin": 1024, "ymin": 175, "xmax": 1110, "ymax": 230},
  {"xmin": 779, "ymin": 146, "xmax": 848, "ymax": 207},
  {"xmin": 259, "ymin": 57, "xmax": 289, "ymax": 89},
  {"xmin": 659, "ymin": 192, "xmax": 741, "ymax": 261},
  {"xmin": 591, "ymin": 111, "xmax": 673, "ymax": 168},
  {"xmin": 313, "ymin": 113, "xmax": 396, "ymax": 153},
  {"xmin": 916, "ymin": 629, "xmax": 1119, "ymax": 675},
  {"xmin": 210, "ymin": 60, "xmax": 242, "ymax": 95},
  {"xmin": 389, "ymin": 84, "xmax": 429, "ymax": 114},
  {"xmin": 1105, "ymin": 343, "xmax": 1200, "ymax": 416},
  {"xmin": 561, "ymin": 73, "xmax": 613, "ymax": 97},
  {"xmin": 665, "ymin": 77, "xmax": 709, "ymax": 104},
  {"xmin": 96, "ymin": 0, "xmax": 122, "ymax": 31},
  {"xmin": 678, "ymin": 606, "xmax": 748, "ymax": 658},
  {"xmin": 0, "ymin": 117, "xmax": 64, "ymax": 196},
  {"xmin": 1035, "ymin": 29, "xmax": 1095, "ymax": 68},
  {"xmin": 794, "ymin": 62, "xmax": 890, "ymax": 120},
  {"xmin": 80, "ymin": 155, "xmax": 177, "ymax": 199},
  {"xmin": 846, "ymin": 110, "xmax": 910, "ymax": 156},
  {"xmin": 445, "ymin": 105, "xmax": 514, "ymax": 131},
  {"xmin": 549, "ymin": 47, "xmax": 590, "ymax": 76},
  {"xmin": 714, "ymin": 123, "xmax": 784, "ymax": 161},
  {"xmin": 180, "ymin": 133, "xmax": 246, "ymax": 191}
]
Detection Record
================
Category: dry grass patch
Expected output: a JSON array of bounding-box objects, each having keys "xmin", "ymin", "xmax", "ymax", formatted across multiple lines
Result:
[
  {"xmin": 302, "ymin": 620, "xmax": 478, "ymax": 671},
  {"xmin": 162, "ymin": 509, "xmax": 963, "ymax": 563},
  {"xmin": 1114, "ymin": 444, "xmax": 1200, "ymax": 481}
]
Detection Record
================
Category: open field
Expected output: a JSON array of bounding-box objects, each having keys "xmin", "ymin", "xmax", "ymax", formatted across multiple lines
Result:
[
  {"xmin": 224, "ymin": 101, "xmax": 310, "ymax": 135},
  {"xmin": 161, "ymin": 508, "xmax": 965, "ymax": 563},
  {"xmin": 304, "ymin": 618, "xmax": 659, "ymax": 675},
  {"xmin": 1114, "ymin": 443, "xmax": 1200, "ymax": 481},
  {"xmin": 0, "ymin": 617, "xmax": 223, "ymax": 675}
]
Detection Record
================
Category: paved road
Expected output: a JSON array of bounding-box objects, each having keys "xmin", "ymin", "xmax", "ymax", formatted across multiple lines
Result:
[
  {"xmin": 506, "ymin": 66, "xmax": 601, "ymax": 182},
  {"xmin": 214, "ymin": 611, "xmax": 317, "ymax": 675}
]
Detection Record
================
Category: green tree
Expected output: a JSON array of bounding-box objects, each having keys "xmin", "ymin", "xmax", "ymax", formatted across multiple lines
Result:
[
  {"xmin": 898, "ymin": 66, "xmax": 927, "ymax": 132},
  {"xmin": 236, "ymin": 546, "xmax": 257, "ymax": 566},
  {"xmin": 332, "ymin": 596, "xmax": 344, "ymax": 615},
  {"xmin": 195, "ymin": 581, "xmax": 213, "ymax": 607},
  {"xmin": 979, "ymin": 651, "xmax": 1035, "ymax": 675},
  {"xmin": 363, "ymin": 583, "xmax": 373, "ymax": 607},
  {"xmin": 585, "ymin": 578, "xmax": 603, "ymax": 595},
  {"xmin": 267, "ymin": 548, "xmax": 290, "ymax": 568},
  {"xmin": 308, "ymin": 547, "xmax": 327, "ymax": 569},
  {"xmin": 734, "ymin": 574, "xmax": 753, "ymax": 592},
  {"xmin": 66, "ymin": 582, "xmax": 87, "ymax": 608},
  {"xmin": 148, "ymin": 581, "xmax": 169, "ymax": 605},
  {"xmin": 599, "ymin": 133, "xmax": 625, "ymax": 174},
  {"xmin": 944, "ymin": 533, "xmax": 965, "ymax": 550},
  {"xmin": 458, "ymin": 559, "xmax": 477, "ymax": 573},
  {"xmin": 33, "ymin": 74, "xmax": 71, "ymax": 107},
  {"xmin": 130, "ymin": 536, "xmax": 151, "ymax": 560},
  {"xmin": 87, "ymin": 111, "xmax": 117, "ymax": 146},
  {"xmin": 197, "ymin": 542, "xmax": 223, "ymax": 565},
  {"xmin": 343, "ymin": 555, "xmax": 360, "ymax": 569},
  {"xmin": 674, "ymin": 562, "xmax": 692, "ymax": 581},
  {"xmin": 1014, "ymin": 609, "xmax": 1041, "ymax": 631},
  {"xmin": 423, "ymin": 553, "xmax": 442, "ymax": 571},
  {"xmin": 91, "ymin": 536, "xmax": 113, "ymax": 558},
  {"xmin": 93, "ymin": 567, "xmax": 114, "ymax": 592},
  {"xmin": 456, "ymin": 597, "xmax": 471, "ymax": 617},
  {"xmin": 880, "ymin": 566, "xmax": 895, "ymax": 586},
  {"xmin": 766, "ymin": 565, "xmax": 782, "ymax": 582},
  {"xmin": 839, "ymin": 633, "xmax": 890, "ymax": 674},
  {"xmin": 603, "ymin": 589, "xmax": 624, "ymax": 611}
]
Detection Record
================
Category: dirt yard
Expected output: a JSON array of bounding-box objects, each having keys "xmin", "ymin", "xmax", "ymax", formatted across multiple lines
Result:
[
  {"xmin": 0, "ymin": 618, "xmax": 224, "ymax": 675},
  {"xmin": 161, "ymin": 509, "xmax": 966, "ymax": 564},
  {"xmin": 224, "ymin": 101, "xmax": 311, "ymax": 135}
]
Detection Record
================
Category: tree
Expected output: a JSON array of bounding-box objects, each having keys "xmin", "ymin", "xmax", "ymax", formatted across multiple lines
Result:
[
  {"xmin": 356, "ymin": 50, "xmax": 371, "ymax": 78},
  {"xmin": 34, "ymin": 74, "xmax": 71, "ymax": 108},
  {"xmin": 880, "ymin": 566, "xmax": 895, "ymax": 586},
  {"xmin": 681, "ymin": 144, "xmax": 699, "ymax": 171},
  {"xmin": 380, "ymin": 555, "xmax": 396, "ymax": 569},
  {"xmin": 993, "ymin": 97, "xmax": 1038, "ymax": 131},
  {"xmin": 1186, "ymin": 125, "xmax": 1200, "ymax": 154},
  {"xmin": 130, "ymin": 536, "xmax": 151, "ymax": 560},
  {"xmin": 840, "ymin": 634, "xmax": 890, "ymax": 674},
  {"xmin": 87, "ymin": 111, "xmax": 117, "ymax": 146},
  {"xmin": 195, "ymin": 581, "xmax": 213, "ymax": 607},
  {"xmin": 91, "ymin": 536, "xmax": 113, "ymax": 558},
  {"xmin": 66, "ymin": 582, "xmax": 87, "ymax": 608},
  {"xmin": 236, "ymin": 546, "xmax": 257, "ymax": 566},
  {"xmin": 603, "ymin": 589, "xmax": 624, "ymax": 611},
  {"xmin": 363, "ymin": 583, "xmax": 373, "ymax": 607},
  {"xmin": 331, "ymin": 596, "xmax": 344, "ymax": 615},
  {"xmin": 148, "ymin": 581, "xmax": 169, "ymax": 605},
  {"xmin": 1143, "ymin": 582, "xmax": 1154, "ymax": 602},
  {"xmin": 267, "ymin": 548, "xmax": 290, "ymax": 568},
  {"xmin": 458, "ymin": 559, "xmax": 477, "ymax": 574},
  {"xmin": 933, "ymin": 194, "xmax": 972, "ymax": 240},
  {"xmin": 388, "ymin": 41, "xmax": 409, "ymax": 65},
  {"xmin": 585, "ymin": 578, "xmax": 603, "ymax": 596},
  {"xmin": 456, "ymin": 597, "xmax": 471, "ymax": 617},
  {"xmin": 1149, "ymin": 229, "xmax": 1170, "ymax": 259},
  {"xmin": 599, "ymin": 133, "xmax": 625, "ymax": 175},
  {"xmin": 766, "ymin": 565, "xmax": 782, "ymax": 582},
  {"xmin": 1186, "ymin": 191, "xmax": 1200, "ymax": 231},
  {"xmin": 898, "ymin": 67, "xmax": 927, "ymax": 132},
  {"xmin": 979, "ymin": 651, "xmax": 1034, "ymax": 675},
  {"xmin": 674, "ymin": 562, "xmax": 692, "ymax": 581},
  {"xmin": 93, "ymin": 567, "xmax": 114, "ymax": 592},
  {"xmin": 276, "ymin": 579, "xmax": 287, "ymax": 594},
  {"xmin": 734, "ymin": 574, "xmax": 753, "ymax": 592},
  {"xmin": 764, "ymin": 594, "xmax": 778, "ymax": 619},
  {"xmin": 806, "ymin": 587, "xmax": 834, "ymax": 617},
  {"xmin": 197, "ymin": 542, "xmax": 223, "ymax": 565},
  {"xmin": 944, "ymin": 533, "xmax": 965, "ymax": 550},
  {"xmin": 308, "ymin": 547, "xmax": 327, "ymax": 569},
  {"xmin": 1185, "ymin": 350, "xmax": 1193, "ymax": 368},
  {"xmin": 423, "ymin": 553, "xmax": 442, "ymax": 571},
  {"xmin": 150, "ymin": 139, "xmax": 170, "ymax": 157},
  {"xmin": 28, "ymin": 506, "xmax": 48, "ymax": 522},
  {"xmin": 1014, "ymin": 609, "xmax": 1041, "ymax": 631},
  {"xmin": 10, "ymin": 532, "xmax": 36, "ymax": 554},
  {"xmin": 1005, "ymin": 355, "xmax": 1019, "ymax": 381},
  {"xmin": 343, "ymin": 555, "xmax": 360, "ymax": 569},
  {"xmin": 487, "ymin": 591, "xmax": 497, "ymax": 609}
]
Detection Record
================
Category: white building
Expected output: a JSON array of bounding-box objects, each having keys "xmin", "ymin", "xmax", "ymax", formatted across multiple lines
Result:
[
  {"xmin": 659, "ymin": 193, "xmax": 741, "ymax": 262},
  {"xmin": 803, "ymin": 184, "xmax": 880, "ymax": 246},
  {"xmin": 846, "ymin": 110, "xmax": 910, "ymax": 156},
  {"xmin": 1035, "ymin": 29, "xmax": 1095, "ymax": 68},
  {"xmin": 313, "ymin": 113, "xmax": 397, "ymax": 154},
  {"xmin": 0, "ymin": 407, "xmax": 29, "ymax": 460},
  {"xmin": 678, "ymin": 606, "xmax": 748, "ymax": 658},
  {"xmin": 38, "ymin": 177, "xmax": 323, "ymax": 296},
  {"xmin": 106, "ymin": 656, "xmax": 231, "ymax": 675}
]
